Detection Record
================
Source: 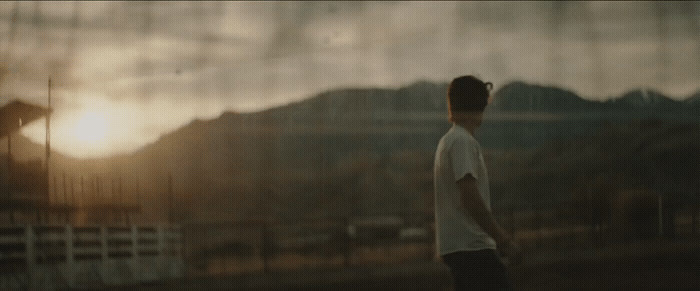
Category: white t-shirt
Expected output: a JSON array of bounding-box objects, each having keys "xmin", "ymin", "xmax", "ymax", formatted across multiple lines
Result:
[{"xmin": 433, "ymin": 124, "xmax": 496, "ymax": 255}]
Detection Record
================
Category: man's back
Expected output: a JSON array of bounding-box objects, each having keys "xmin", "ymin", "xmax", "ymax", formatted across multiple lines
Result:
[{"xmin": 433, "ymin": 124, "xmax": 496, "ymax": 256}]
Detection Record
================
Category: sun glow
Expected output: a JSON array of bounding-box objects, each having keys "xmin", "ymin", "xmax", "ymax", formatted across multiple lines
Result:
[
  {"xmin": 19, "ymin": 91, "xmax": 152, "ymax": 158},
  {"xmin": 71, "ymin": 111, "xmax": 108, "ymax": 144}
]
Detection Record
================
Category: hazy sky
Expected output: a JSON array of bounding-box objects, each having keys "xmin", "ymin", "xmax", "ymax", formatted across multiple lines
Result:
[{"xmin": 1, "ymin": 1, "xmax": 698, "ymax": 158}]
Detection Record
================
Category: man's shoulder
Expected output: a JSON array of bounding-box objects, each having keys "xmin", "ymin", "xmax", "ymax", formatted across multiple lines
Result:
[
  {"xmin": 439, "ymin": 127, "xmax": 460, "ymax": 146},
  {"xmin": 442, "ymin": 126, "xmax": 472, "ymax": 142},
  {"xmin": 449, "ymin": 127, "xmax": 477, "ymax": 146}
]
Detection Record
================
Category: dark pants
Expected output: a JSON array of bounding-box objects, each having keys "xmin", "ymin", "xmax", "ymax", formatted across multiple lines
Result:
[{"xmin": 441, "ymin": 249, "xmax": 512, "ymax": 291}]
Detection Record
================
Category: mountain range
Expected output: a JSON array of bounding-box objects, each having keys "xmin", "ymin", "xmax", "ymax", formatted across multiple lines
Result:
[{"xmin": 2, "ymin": 81, "xmax": 698, "ymax": 222}]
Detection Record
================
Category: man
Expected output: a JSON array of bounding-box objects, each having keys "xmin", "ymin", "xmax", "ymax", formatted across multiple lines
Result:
[{"xmin": 434, "ymin": 75, "xmax": 521, "ymax": 290}]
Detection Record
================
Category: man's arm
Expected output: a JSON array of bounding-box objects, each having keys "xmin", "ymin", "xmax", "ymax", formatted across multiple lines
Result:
[
  {"xmin": 457, "ymin": 175, "xmax": 522, "ymax": 263},
  {"xmin": 456, "ymin": 174, "xmax": 511, "ymax": 245}
]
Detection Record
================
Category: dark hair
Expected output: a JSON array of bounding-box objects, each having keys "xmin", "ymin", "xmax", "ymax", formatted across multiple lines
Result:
[{"xmin": 447, "ymin": 75, "xmax": 491, "ymax": 122}]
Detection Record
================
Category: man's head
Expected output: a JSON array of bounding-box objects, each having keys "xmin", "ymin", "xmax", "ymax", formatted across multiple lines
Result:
[{"xmin": 447, "ymin": 75, "xmax": 492, "ymax": 123}]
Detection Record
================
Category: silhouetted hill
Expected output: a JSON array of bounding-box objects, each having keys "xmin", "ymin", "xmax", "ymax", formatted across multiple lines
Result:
[
  {"xmin": 514, "ymin": 120, "xmax": 700, "ymax": 208},
  {"xmin": 126, "ymin": 81, "xmax": 698, "ymax": 221},
  {"xmin": 6, "ymin": 81, "xmax": 698, "ymax": 223},
  {"xmin": 488, "ymin": 81, "xmax": 600, "ymax": 112},
  {"xmin": 614, "ymin": 89, "xmax": 675, "ymax": 108},
  {"xmin": 479, "ymin": 84, "xmax": 698, "ymax": 148},
  {"xmin": 140, "ymin": 81, "xmax": 698, "ymax": 156},
  {"xmin": 131, "ymin": 82, "xmax": 453, "ymax": 221},
  {"xmin": 686, "ymin": 91, "xmax": 700, "ymax": 107}
]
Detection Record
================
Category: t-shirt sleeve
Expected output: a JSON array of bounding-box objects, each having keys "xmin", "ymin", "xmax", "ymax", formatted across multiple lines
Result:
[{"xmin": 450, "ymin": 137, "xmax": 480, "ymax": 181}]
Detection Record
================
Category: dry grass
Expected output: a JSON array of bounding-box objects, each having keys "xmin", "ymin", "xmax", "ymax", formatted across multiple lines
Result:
[
  {"xmin": 197, "ymin": 242, "xmax": 434, "ymax": 276},
  {"xmin": 187, "ymin": 212, "xmax": 698, "ymax": 281},
  {"xmin": 117, "ymin": 238, "xmax": 700, "ymax": 291}
]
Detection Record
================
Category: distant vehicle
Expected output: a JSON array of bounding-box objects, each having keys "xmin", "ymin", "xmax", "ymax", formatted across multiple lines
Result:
[{"xmin": 398, "ymin": 227, "xmax": 430, "ymax": 242}]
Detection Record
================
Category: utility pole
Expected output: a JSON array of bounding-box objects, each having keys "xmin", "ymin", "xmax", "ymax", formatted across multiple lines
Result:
[
  {"xmin": 118, "ymin": 175, "xmax": 123, "ymax": 224},
  {"xmin": 46, "ymin": 78, "xmax": 51, "ymax": 203},
  {"xmin": 658, "ymin": 193, "xmax": 663, "ymax": 238},
  {"xmin": 7, "ymin": 130, "xmax": 10, "ymax": 181},
  {"xmin": 168, "ymin": 173, "xmax": 174, "ymax": 225},
  {"xmin": 118, "ymin": 175, "xmax": 123, "ymax": 204},
  {"xmin": 80, "ymin": 176, "xmax": 84, "ymax": 207},
  {"xmin": 63, "ymin": 172, "xmax": 68, "ymax": 223},
  {"xmin": 63, "ymin": 172, "xmax": 67, "ymax": 204}
]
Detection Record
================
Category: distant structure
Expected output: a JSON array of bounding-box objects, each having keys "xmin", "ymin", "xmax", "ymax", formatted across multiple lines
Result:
[
  {"xmin": 0, "ymin": 100, "xmax": 55, "ymax": 223},
  {"xmin": 0, "ymin": 99, "xmax": 179, "ymax": 290},
  {"xmin": 0, "ymin": 97, "xmax": 140, "ymax": 225}
]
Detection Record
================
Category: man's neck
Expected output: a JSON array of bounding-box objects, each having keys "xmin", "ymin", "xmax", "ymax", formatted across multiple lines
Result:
[{"xmin": 455, "ymin": 121, "xmax": 479, "ymax": 135}]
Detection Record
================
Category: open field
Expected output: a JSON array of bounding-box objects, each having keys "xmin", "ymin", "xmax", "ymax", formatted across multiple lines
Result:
[
  {"xmin": 514, "ymin": 239, "xmax": 700, "ymax": 290},
  {"xmin": 110, "ymin": 238, "xmax": 699, "ymax": 290}
]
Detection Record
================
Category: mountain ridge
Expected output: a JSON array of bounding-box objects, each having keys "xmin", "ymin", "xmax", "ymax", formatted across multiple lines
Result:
[
  {"xmin": 5, "ymin": 81, "xmax": 698, "ymax": 222},
  {"xmin": 139, "ymin": 80, "xmax": 699, "ymax": 155}
]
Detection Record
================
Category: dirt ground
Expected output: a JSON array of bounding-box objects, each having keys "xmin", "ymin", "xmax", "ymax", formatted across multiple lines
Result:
[
  {"xmin": 113, "ymin": 239, "xmax": 699, "ymax": 290},
  {"xmin": 514, "ymin": 240, "xmax": 700, "ymax": 290}
]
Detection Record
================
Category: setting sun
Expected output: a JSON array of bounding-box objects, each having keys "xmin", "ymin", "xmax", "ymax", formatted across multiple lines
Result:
[
  {"xmin": 20, "ymin": 95, "xmax": 152, "ymax": 158},
  {"xmin": 71, "ymin": 111, "xmax": 108, "ymax": 144}
]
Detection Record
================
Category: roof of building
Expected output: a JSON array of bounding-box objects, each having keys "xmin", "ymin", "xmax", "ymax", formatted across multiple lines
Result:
[{"xmin": 0, "ymin": 100, "xmax": 50, "ymax": 138}]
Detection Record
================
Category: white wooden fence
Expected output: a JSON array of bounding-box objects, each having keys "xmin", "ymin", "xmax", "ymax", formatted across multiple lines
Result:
[{"xmin": 0, "ymin": 224, "xmax": 183, "ymax": 289}]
